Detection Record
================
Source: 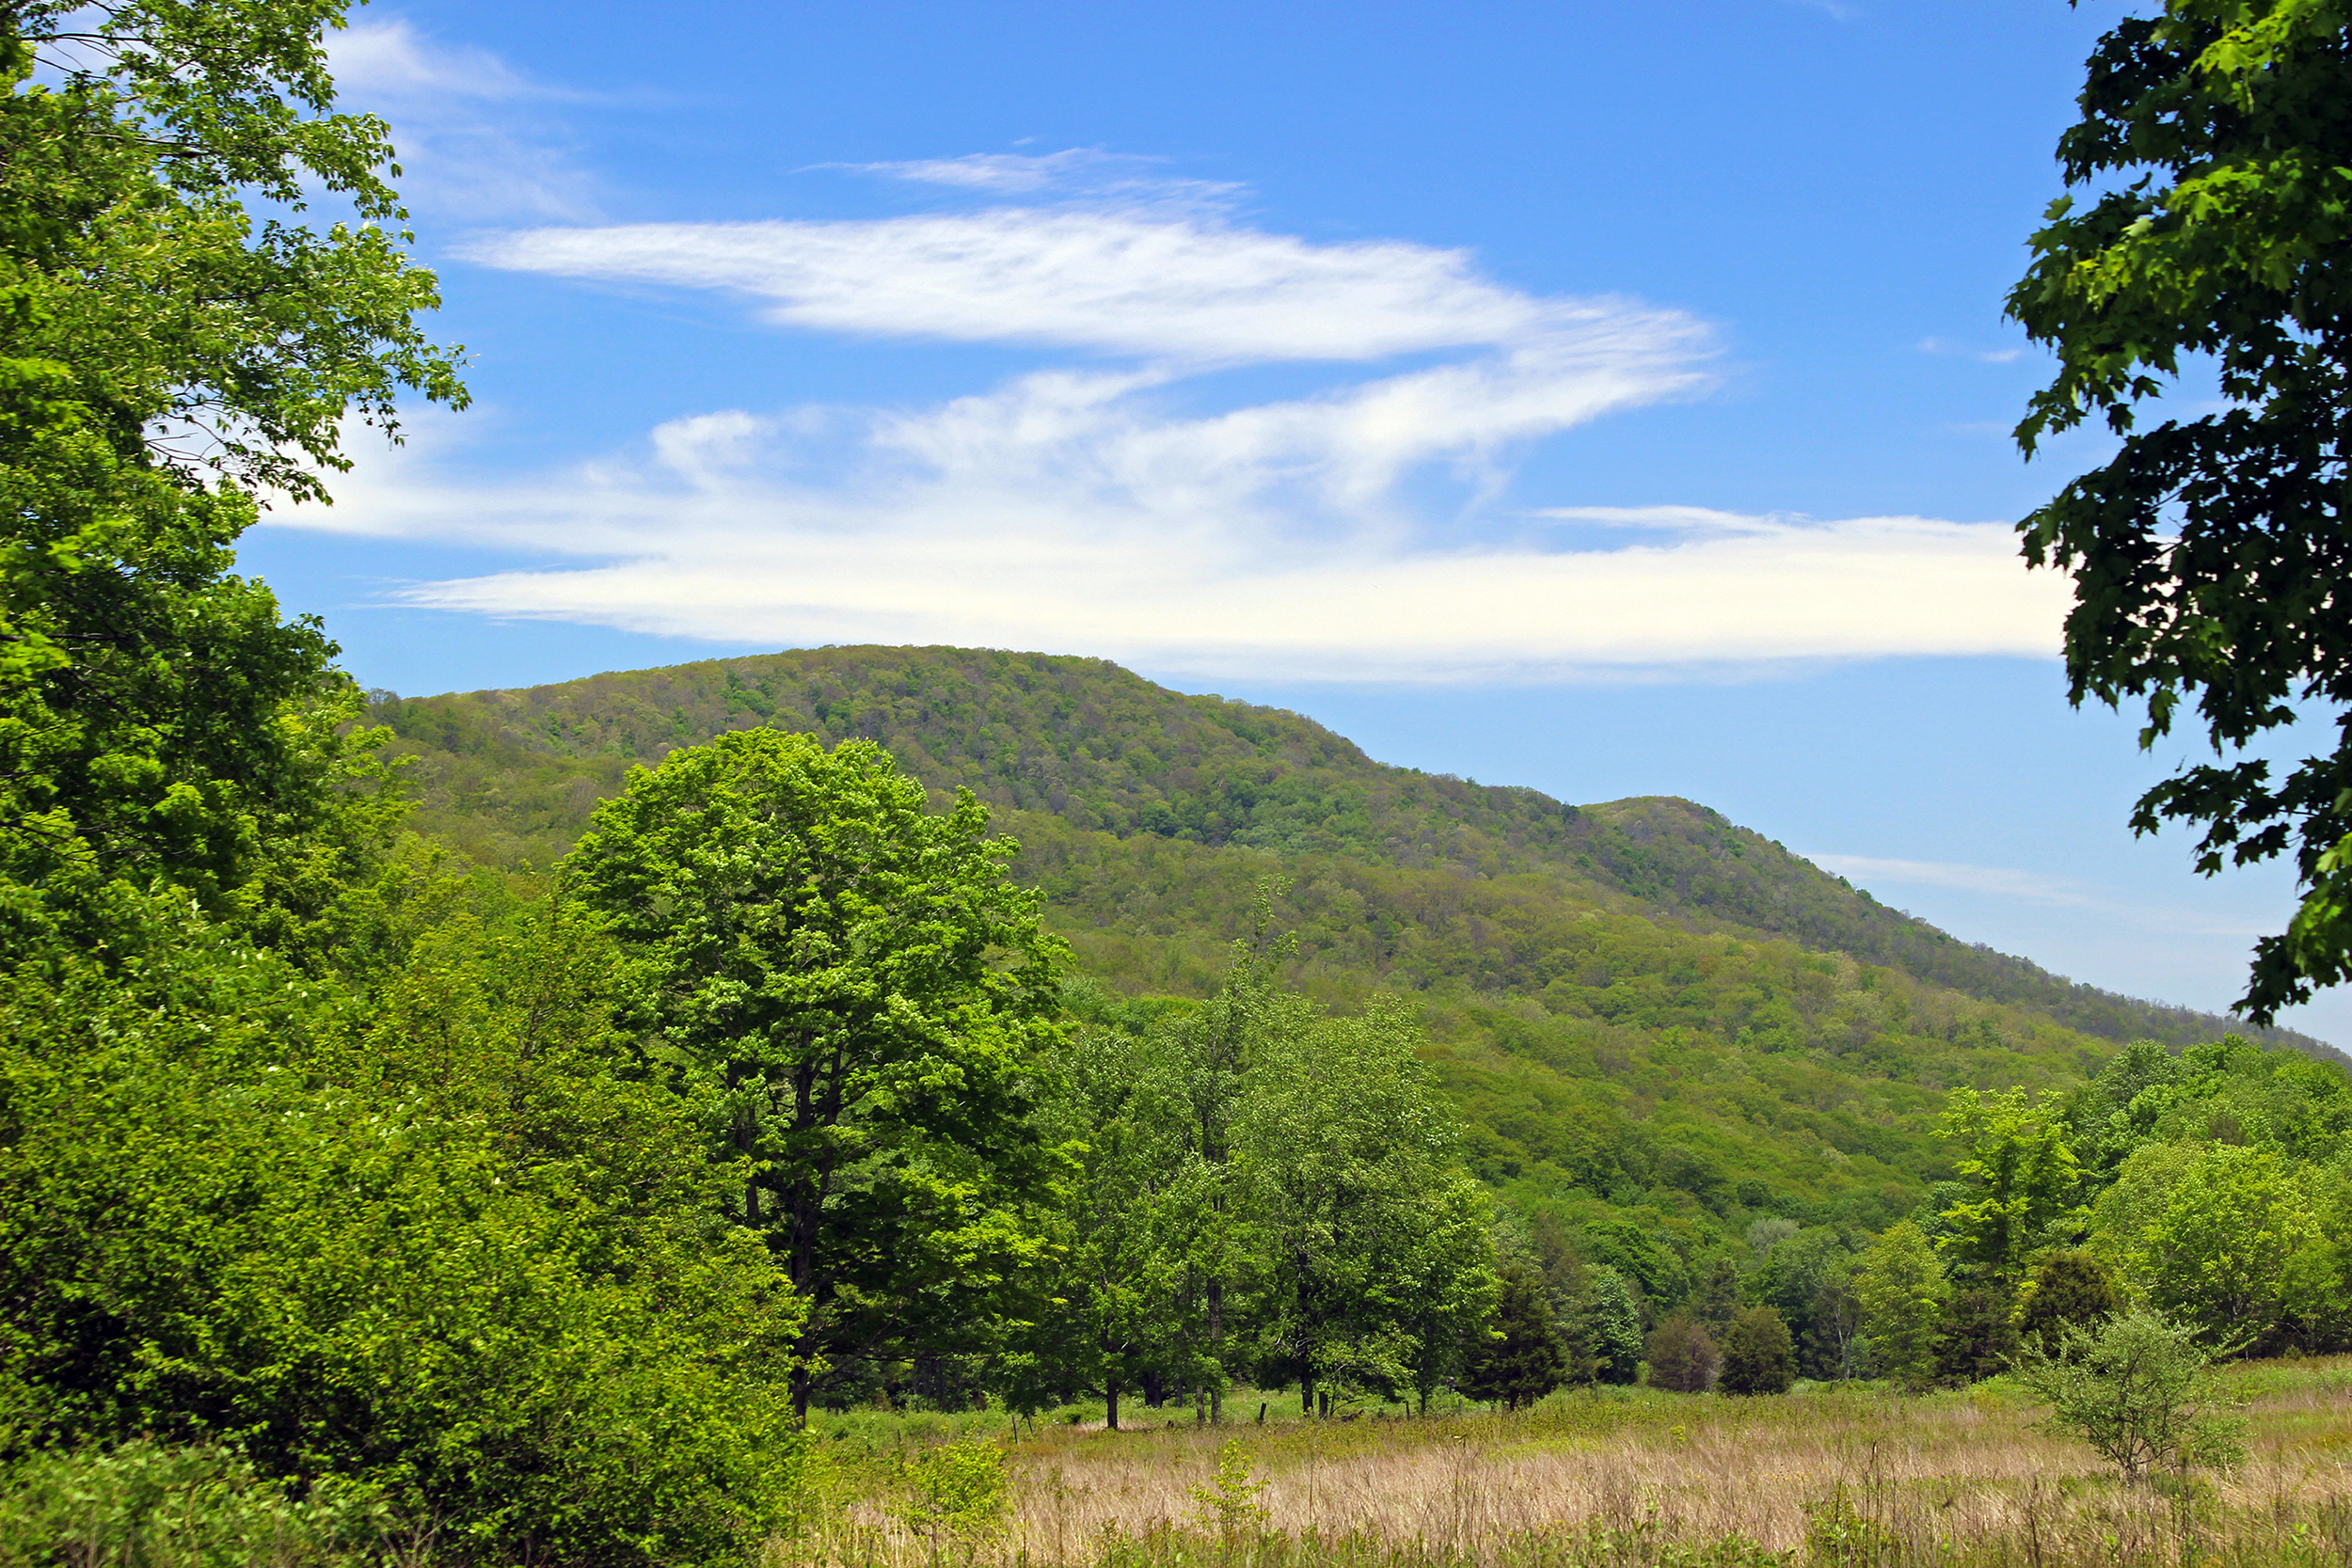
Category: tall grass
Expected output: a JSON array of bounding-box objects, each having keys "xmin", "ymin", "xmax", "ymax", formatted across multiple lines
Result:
[{"xmin": 783, "ymin": 1360, "xmax": 2352, "ymax": 1568}]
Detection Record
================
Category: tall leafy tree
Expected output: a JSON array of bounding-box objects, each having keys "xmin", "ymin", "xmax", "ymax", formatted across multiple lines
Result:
[
  {"xmin": 0, "ymin": 0, "xmax": 460, "ymax": 936},
  {"xmin": 1855, "ymin": 1220, "xmax": 1947, "ymax": 1391},
  {"xmin": 1235, "ymin": 998, "xmax": 1492, "ymax": 1415},
  {"xmin": 1934, "ymin": 1087, "xmax": 2083, "ymax": 1282},
  {"xmin": 564, "ymin": 730, "xmax": 1069, "ymax": 1418},
  {"xmin": 2008, "ymin": 0, "xmax": 2352, "ymax": 1020}
]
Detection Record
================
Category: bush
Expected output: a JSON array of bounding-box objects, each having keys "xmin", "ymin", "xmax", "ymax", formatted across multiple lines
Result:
[
  {"xmin": 1645, "ymin": 1313, "xmax": 1720, "ymax": 1393},
  {"xmin": 0, "ymin": 1441, "xmax": 375, "ymax": 1568},
  {"xmin": 2010, "ymin": 1309, "xmax": 2248, "ymax": 1485},
  {"xmin": 1717, "ymin": 1307, "xmax": 1794, "ymax": 1396}
]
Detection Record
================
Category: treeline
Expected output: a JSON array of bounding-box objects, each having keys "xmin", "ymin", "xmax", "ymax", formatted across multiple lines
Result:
[{"xmin": 1447, "ymin": 1028, "xmax": 2352, "ymax": 1405}]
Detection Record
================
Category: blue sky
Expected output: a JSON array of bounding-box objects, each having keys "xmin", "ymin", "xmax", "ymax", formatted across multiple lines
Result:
[{"xmin": 242, "ymin": 0, "xmax": 2347, "ymax": 1042}]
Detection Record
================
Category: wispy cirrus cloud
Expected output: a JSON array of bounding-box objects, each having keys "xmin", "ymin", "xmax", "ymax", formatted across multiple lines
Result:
[
  {"xmin": 1801, "ymin": 852, "xmax": 2265, "ymax": 939},
  {"xmin": 301, "ymin": 153, "xmax": 2073, "ymax": 678},
  {"xmin": 281, "ymin": 387, "xmax": 2068, "ymax": 683},
  {"xmin": 327, "ymin": 19, "xmax": 596, "ymax": 219},
  {"xmin": 463, "ymin": 208, "xmax": 1663, "ymax": 363}
]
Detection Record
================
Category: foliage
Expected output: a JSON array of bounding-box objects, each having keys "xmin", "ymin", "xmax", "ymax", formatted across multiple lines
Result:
[
  {"xmin": 2017, "ymin": 1252, "xmax": 2122, "ymax": 1353},
  {"xmin": 0, "ymin": 892, "xmax": 807, "ymax": 1566},
  {"xmin": 1236, "ymin": 999, "xmax": 1496, "ymax": 1410},
  {"xmin": 1855, "ymin": 1222, "xmax": 1946, "ymax": 1391},
  {"xmin": 0, "ymin": 0, "xmax": 458, "ymax": 941},
  {"xmin": 1644, "ymin": 1313, "xmax": 1718, "ymax": 1394},
  {"xmin": 0, "ymin": 1440, "xmax": 377, "ymax": 1568},
  {"xmin": 1934, "ymin": 1285, "xmax": 2021, "ymax": 1386},
  {"xmin": 1563, "ymin": 1264, "xmax": 1645, "ymax": 1386},
  {"xmin": 1933, "ymin": 1087, "xmax": 2082, "ymax": 1282},
  {"xmin": 2010, "ymin": 1310, "xmax": 2249, "ymax": 1485},
  {"xmin": 1715, "ymin": 1307, "xmax": 1793, "ymax": 1396},
  {"xmin": 2099, "ymin": 1142, "xmax": 2317, "ymax": 1344},
  {"xmin": 897, "ymin": 1441, "xmax": 1008, "ymax": 1553},
  {"xmin": 1460, "ymin": 1259, "xmax": 1564, "ymax": 1410},
  {"xmin": 2006, "ymin": 0, "xmax": 2352, "ymax": 1022},
  {"xmin": 564, "ymin": 729, "xmax": 1068, "ymax": 1417},
  {"xmin": 365, "ymin": 647, "xmax": 2312, "ymax": 1055},
  {"xmin": 1186, "ymin": 1439, "xmax": 1269, "ymax": 1541}
]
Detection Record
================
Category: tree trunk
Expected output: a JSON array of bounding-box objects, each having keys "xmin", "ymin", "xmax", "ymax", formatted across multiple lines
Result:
[
  {"xmin": 1300, "ymin": 1373, "xmax": 1313, "ymax": 1417},
  {"xmin": 1105, "ymin": 1381, "xmax": 1121, "ymax": 1432}
]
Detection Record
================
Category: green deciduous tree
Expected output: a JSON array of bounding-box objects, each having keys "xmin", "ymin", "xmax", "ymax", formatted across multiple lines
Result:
[
  {"xmin": 0, "ymin": 0, "xmax": 460, "ymax": 940},
  {"xmin": 1235, "ymin": 998, "xmax": 1493, "ymax": 1416},
  {"xmin": 564, "ymin": 729, "xmax": 1068, "ymax": 1419},
  {"xmin": 2121, "ymin": 1143, "xmax": 2314, "ymax": 1343},
  {"xmin": 1855, "ymin": 1220, "xmax": 1947, "ymax": 1391},
  {"xmin": 1563, "ymin": 1263, "xmax": 1645, "ymax": 1386},
  {"xmin": 1934, "ymin": 1087, "xmax": 2082, "ymax": 1282},
  {"xmin": 2007, "ymin": 0, "xmax": 2352, "ymax": 1022}
]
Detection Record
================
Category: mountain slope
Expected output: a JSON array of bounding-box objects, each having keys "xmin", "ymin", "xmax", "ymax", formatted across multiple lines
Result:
[
  {"xmin": 368, "ymin": 644, "xmax": 2328, "ymax": 1251},
  {"xmin": 370, "ymin": 644, "xmax": 2305, "ymax": 1054}
]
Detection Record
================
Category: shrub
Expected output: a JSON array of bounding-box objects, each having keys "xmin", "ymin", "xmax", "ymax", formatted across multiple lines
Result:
[
  {"xmin": 2010, "ymin": 1309, "xmax": 2248, "ymax": 1485},
  {"xmin": 0, "ymin": 1441, "xmax": 376, "ymax": 1568},
  {"xmin": 1645, "ymin": 1313, "xmax": 1720, "ymax": 1393}
]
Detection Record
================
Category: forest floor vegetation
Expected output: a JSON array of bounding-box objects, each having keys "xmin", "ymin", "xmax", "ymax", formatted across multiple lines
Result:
[{"xmin": 790, "ymin": 1359, "xmax": 2352, "ymax": 1568}]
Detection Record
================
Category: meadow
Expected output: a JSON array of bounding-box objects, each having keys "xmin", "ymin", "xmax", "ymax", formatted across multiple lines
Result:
[{"xmin": 795, "ymin": 1362, "xmax": 2352, "ymax": 1568}]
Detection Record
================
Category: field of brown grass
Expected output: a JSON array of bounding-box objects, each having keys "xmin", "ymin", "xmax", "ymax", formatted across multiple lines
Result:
[{"xmin": 792, "ymin": 1360, "xmax": 2352, "ymax": 1568}]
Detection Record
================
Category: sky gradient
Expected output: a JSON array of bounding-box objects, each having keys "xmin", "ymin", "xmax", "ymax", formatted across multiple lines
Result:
[{"xmin": 239, "ymin": 1, "xmax": 2347, "ymax": 1041}]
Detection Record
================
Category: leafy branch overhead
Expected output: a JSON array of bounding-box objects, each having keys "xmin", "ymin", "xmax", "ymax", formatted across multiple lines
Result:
[{"xmin": 2009, "ymin": 0, "xmax": 2352, "ymax": 1021}]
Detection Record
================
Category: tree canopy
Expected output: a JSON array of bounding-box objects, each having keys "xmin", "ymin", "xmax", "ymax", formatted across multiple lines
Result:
[{"xmin": 2009, "ymin": 0, "xmax": 2352, "ymax": 1021}]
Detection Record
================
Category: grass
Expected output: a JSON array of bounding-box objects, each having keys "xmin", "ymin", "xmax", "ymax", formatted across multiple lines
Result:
[{"xmin": 783, "ymin": 1359, "xmax": 2352, "ymax": 1568}]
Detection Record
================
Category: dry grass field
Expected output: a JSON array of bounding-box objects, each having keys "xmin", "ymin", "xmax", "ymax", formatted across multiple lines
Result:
[{"xmin": 791, "ymin": 1360, "xmax": 2352, "ymax": 1568}]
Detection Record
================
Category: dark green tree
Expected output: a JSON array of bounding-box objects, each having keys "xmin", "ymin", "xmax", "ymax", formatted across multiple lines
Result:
[
  {"xmin": 1644, "ymin": 1312, "xmax": 1718, "ymax": 1394},
  {"xmin": 2007, "ymin": 0, "xmax": 2352, "ymax": 1021},
  {"xmin": 1461, "ymin": 1259, "xmax": 1564, "ymax": 1411},
  {"xmin": 564, "ymin": 729, "xmax": 1069, "ymax": 1419},
  {"xmin": 1717, "ymin": 1306, "xmax": 1794, "ymax": 1396},
  {"xmin": 1935, "ymin": 1284, "xmax": 2022, "ymax": 1386},
  {"xmin": 2019, "ymin": 1251, "xmax": 2123, "ymax": 1352}
]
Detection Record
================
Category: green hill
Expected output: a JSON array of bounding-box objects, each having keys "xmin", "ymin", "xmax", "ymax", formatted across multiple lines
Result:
[{"xmin": 366, "ymin": 643, "xmax": 2329, "ymax": 1252}]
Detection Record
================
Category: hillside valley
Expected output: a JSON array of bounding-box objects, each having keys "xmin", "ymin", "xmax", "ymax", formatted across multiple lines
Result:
[{"xmin": 369, "ymin": 644, "xmax": 2328, "ymax": 1262}]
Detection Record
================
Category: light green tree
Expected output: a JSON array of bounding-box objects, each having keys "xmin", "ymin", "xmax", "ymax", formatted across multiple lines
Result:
[
  {"xmin": 0, "ymin": 0, "xmax": 461, "ymax": 944},
  {"xmin": 564, "ymin": 729, "xmax": 1069, "ymax": 1419},
  {"xmin": 1933, "ymin": 1086, "xmax": 2082, "ymax": 1281},
  {"xmin": 1854, "ymin": 1220, "xmax": 1947, "ymax": 1391},
  {"xmin": 1235, "ymin": 998, "xmax": 1494, "ymax": 1416},
  {"xmin": 2125, "ymin": 1143, "xmax": 2315, "ymax": 1342}
]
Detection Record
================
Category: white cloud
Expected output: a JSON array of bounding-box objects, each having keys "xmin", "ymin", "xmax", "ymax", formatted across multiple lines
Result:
[
  {"xmin": 363, "ymin": 162, "xmax": 2068, "ymax": 680},
  {"xmin": 327, "ymin": 20, "xmax": 595, "ymax": 220},
  {"xmin": 329, "ymin": 18, "xmax": 536, "ymax": 101},
  {"xmin": 277, "ymin": 371, "xmax": 2070, "ymax": 683},
  {"xmin": 821, "ymin": 148, "xmax": 1240, "ymax": 208},
  {"xmin": 1802, "ymin": 853, "xmax": 2093, "ymax": 907},
  {"xmin": 1802, "ymin": 853, "xmax": 2266, "ymax": 940},
  {"xmin": 464, "ymin": 210, "xmax": 1668, "ymax": 363}
]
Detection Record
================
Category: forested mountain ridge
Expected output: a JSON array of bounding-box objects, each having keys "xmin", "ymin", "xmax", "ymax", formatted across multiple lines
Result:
[{"xmin": 369, "ymin": 643, "xmax": 2314, "ymax": 1059}]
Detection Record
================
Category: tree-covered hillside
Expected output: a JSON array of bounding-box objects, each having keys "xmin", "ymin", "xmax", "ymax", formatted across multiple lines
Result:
[
  {"xmin": 371, "ymin": 644, "xmax": 2311, "ymax": 1056},
  {"xmin": 368, "ymin": 644, "xmax": 2329, "ymax": 1256}
]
